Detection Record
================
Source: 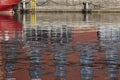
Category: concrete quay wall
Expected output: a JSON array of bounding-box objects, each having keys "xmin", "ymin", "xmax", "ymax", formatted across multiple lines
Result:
[{"xmin": 19, "ymin": 0, "xmax": 120, "ymax": 12}]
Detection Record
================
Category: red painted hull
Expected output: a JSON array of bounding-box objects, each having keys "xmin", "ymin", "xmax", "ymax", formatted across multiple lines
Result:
[{"xmin": 0, "ymin": 0, "xmax": 20, "ymax": 12}]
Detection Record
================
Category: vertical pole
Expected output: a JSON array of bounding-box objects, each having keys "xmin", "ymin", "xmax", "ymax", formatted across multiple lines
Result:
[
  {"xmin": 23, "ymin": 0, "xmax": 26, "ymax": 10},
  {"xmin": 18, "ymin": 1, "xmax": 21, "ymax": 11},
  {"xmin": 23, "ymin": 14, "xmax": 26, "ymax": 40},
  {"xmin": 31, "ymin": 13, "xmax": 36, "ymax": 25},
  {"xmin": 31, "ymin": 0, "xmax": 36, "ymax": 10},
  {"xmin": 86, "ymin": 2, "xmax": 89, "ymax": 10},
  {"xmin": 31, "ymin": 13, "xmax": 37, "ymax": 29}
]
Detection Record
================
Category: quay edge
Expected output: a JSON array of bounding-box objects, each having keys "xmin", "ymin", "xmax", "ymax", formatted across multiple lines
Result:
[{"xmin": 17, "ymin": 9, "xmax": 120, "ymax": 13}]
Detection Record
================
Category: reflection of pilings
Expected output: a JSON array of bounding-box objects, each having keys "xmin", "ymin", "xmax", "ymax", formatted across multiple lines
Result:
[
  {"xmin": 5, "ymin": 52, "xmax": 16, "ymax": 79},
  {"xmin": 80, "ymin": 45, "xmax": 94, "ymax": 80},
  {"xmin": 106, "ymin": 48, "xmax": 119, "ymax": 79},
  {"xmin": 51, "ymin": 26, "xmax": 72, "ymax": 44},
  {"xmin": 31, "ymin": 13, "xmax": 36, "ymax": 25},
  {"xmin": 22, "ymin": 14, "xmax": 27, "ymax": 41},
  {"xmin": 54, "ymin": 45, "xmax": 67, "ymax": 80},
  {"xmin": 52, "ymin": 26, "xmax": 72, "ymax": 79},
  {"xmin": 24, "ymin": 25, "xmax": 72, "ymax": 44},
  {"xmin": 99, "ymin": 25, "xmax": 120, "ymax": 79},
  {"xmin": 5, "ymin": 40, "xmax": 23, "ymax": 79},
  {"xmin": 82, "ymin": 13, "xmax": 89, "ymax": 22},
  {"xmin": 30, "ymin": 49, "xmax": 41, "ymax": 79},
  {"xmin": 29, "ymin": 47, "xmax": 42, "ymax": 79}
]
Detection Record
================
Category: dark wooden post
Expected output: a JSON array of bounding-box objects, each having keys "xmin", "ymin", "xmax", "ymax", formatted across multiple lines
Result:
[{"xmin": 82, "ymin": 2, "xmax": 87, "ymax": 13}]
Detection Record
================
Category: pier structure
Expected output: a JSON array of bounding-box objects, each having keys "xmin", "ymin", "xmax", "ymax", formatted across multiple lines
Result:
[
  {"xmin": 18, "ymin": 0, "xmax": 92, "ymax": 12},
  {"xmin": 18, "ymin": 0, "xmax": 120, "ymax": 12}
]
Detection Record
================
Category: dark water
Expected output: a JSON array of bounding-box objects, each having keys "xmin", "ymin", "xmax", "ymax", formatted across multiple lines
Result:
[{"xmin": 0, "ymin": 13, "xmax": 120, "ymax": 80}]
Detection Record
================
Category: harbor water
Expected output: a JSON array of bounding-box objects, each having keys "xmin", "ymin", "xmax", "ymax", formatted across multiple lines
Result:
[{"xmin": 0, "ymin": 13, "xmax": 120, "ymax": 80}]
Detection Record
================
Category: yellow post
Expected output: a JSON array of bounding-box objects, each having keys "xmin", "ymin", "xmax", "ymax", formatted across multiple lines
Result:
[
  {"xmin": 30, "ymin": 0, "xmax": 36, "ymax": 10},
  {"xmin": 31, "ymin": 13, "xmax": 36, "ymax": 28}
]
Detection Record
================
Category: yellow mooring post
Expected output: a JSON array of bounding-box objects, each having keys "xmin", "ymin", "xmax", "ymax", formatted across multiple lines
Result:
[
  {"xmin": 30, "ymin": 0, "xmax": 36, "ymax": 10},
  {"xmin": 31, "ymin": 13, "xmax": 36, "ymax": 28}
]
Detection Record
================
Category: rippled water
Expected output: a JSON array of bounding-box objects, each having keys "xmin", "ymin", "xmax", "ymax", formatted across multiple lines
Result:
[{"xmin": 0, "ymin": 13, "xmax": 120, "ymax": 80}]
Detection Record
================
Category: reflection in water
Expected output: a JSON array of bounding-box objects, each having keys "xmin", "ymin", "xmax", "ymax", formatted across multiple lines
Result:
[
  {"xmin": 29, "ymin": 47, "xmax": 42, "ymax": 79},
  {"xmin": 25, "ymin": 30, "xmax": 43, "ymax": 80},
  {"xmin": 80, "ymin": 45, "xmax": 94, "ymax": 80},
  {"xmin": 99, "ymin": 25, "xmax": 120, "ymax": 80},
  {"xmin": 107, "ymin": 48, "xmax": 118, "ymax": 80},
  {"xmin": 0, "ymin": 13, "xmax": 120, "ymax": 80},
  {"xmin": 54, "ymin": 47, "xmax": 67, "ymax": 80},
  {"xmin": 5, "ymin": 40, "xmax": 22, "ymax": 79},
  {"xmin": 0, "ymin": 15, "xmax": 23, "ymax": 80}
]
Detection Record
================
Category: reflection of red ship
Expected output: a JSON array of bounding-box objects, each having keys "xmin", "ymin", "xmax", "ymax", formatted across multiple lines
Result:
[
  {"xmin": 0, "ymin": 0, "xmax": 20, "ymax": 13},
  {"xmin": 0, "ymin": 15, "xmax": 23, "ymax": 41},
  {"xmin": 0, "ymin": 15, "xmax": 23, "ymax": 80}
]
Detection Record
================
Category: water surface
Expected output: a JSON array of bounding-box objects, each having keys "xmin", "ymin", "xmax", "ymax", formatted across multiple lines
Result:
[{"xmin": 0, "ymin": 13, "xmax": 120, "ymax": 80}]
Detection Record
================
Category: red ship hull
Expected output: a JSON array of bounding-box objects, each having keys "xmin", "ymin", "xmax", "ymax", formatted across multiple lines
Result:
[{"xmin": 0, "ymin": 0, "xmax": 20, "ymax": 12}]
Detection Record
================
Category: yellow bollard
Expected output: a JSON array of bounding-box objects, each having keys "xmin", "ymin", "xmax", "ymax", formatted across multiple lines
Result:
[
  {"xmin": 31, "ymin": 13, "xmax": 36, "ymax": 28},
  {"xmin": 30, "ymin": 0, "xmax": 36, "ymax": 10}
]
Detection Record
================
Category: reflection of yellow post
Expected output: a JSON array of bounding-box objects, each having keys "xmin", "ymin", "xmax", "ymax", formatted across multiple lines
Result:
[
  {"xmin": 31, "ymin": 0, "xmax": 36, "ymax": 10},
  {"xmin": 31, "ymin": 13, "xmax": 36, "ymax": 27}
]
